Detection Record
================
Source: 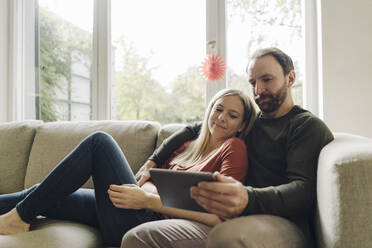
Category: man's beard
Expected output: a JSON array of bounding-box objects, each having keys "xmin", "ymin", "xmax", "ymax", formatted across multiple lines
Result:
[{"xmin": 255, "ymin": 83, "xmax": 287, "ymax": 114}]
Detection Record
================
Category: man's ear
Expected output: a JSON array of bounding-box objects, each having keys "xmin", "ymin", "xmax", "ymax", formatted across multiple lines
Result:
[{"xmin": 288, "ymin": 70, "xmax": 296, "ymax": 87}]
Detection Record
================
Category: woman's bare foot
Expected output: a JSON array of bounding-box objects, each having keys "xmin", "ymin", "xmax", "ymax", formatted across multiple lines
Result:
[{"xmin": 0, "ymin": 208, "xmax": 30, "ymax": 235}]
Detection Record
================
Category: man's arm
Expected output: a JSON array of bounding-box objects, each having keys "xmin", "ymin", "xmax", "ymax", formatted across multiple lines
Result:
[
  {"xmin": 148, "ymin": 122, "xmax": 201, "ymax": 165},
  {"xmin": 242, "ymin": 116, "xmax": 334, "ymax": 217},
  {"xmin": 191, "ymin": 116, "xmax": 334, "ymax": 219},
  {"xmin": 136, "ymin": 123, "xmax": 201, "ymax": 186}
]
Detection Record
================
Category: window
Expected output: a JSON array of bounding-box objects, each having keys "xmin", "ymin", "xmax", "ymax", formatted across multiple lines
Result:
[
  {"xmin": 28, "ymin": 0, "xmax": 308, "ymax": 123},
  {"xmin": 226, "ymin": 0, "xmax": 304, "ymax": 106},
  {"xmin": 37, "ymin": 0, "xmax": 93, "ymax": 121},
  {"xmin": 111, "ymin": 0, "xmax": 206, "ymax": 124}
]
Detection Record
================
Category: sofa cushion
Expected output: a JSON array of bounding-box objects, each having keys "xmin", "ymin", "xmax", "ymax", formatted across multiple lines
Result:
[
  {"xmin": 0, "ymin": 121, "xmax": 42, "ymax": 194},
  {"xmin": 156, "ymin": 123, "xmax": 186, "ymax": 148},
  {"xmin": 0, "ymin": 219, "xmax": 102, "ymax": 248},
  {"xmin": 24, "ymin": 121, "xmax": 160, "ymax": 189},
  {"xmin": 315, "ymin": 132, "xmax": 372, "ymax": 247}
]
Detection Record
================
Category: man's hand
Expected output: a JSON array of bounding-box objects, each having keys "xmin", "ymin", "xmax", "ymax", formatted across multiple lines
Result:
[
  {"xmin": 135, "ymin": 160, "xmax": 157, "ymax": 186},
  {"xmin": 190, "ymin": 172, "xmax": 248, "ymax": 219},
  {"xmin": 108, "ymin": 184, "xmax": 150, "ymax": 210}
]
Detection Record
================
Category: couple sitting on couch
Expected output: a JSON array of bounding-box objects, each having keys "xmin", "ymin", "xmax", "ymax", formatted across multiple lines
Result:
[{"xmin": 0, "ymin": 48, "xmax": 333, "ymax": 248}]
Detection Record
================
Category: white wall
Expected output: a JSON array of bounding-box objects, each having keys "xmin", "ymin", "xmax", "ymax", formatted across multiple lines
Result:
[
  {"xmin": 0, "ymin": 0, "xmax": 9, "ymax": 122},
  {"xmin": 320, "ymin": 0, "xmax": 372, "ymax": 138}
]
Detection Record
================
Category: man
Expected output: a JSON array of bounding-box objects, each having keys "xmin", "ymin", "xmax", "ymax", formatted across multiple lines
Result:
[{"xmin": 122, "ymin": 48, "xmax": 334, "ymax": 248}]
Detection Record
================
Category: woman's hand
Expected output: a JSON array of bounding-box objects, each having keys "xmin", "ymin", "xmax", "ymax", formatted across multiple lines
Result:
[
  {"xmin": 108, "ymin": 184, "xmax": 150, "ymax": 210},
  {"xmin": 135, "ymin": 160, "xmax": 157, "ymax": 186}
]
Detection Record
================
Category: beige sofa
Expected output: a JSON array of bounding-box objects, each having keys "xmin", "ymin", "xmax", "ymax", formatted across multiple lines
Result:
[{"xmin": 0, "ymin": 121, "xmax": 371, "ymax": 248}]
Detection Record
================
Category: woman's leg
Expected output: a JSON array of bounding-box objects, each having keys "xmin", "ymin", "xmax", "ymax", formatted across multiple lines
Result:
[
  {"xmin": 75, "ymin": 132, "xmax": 161, "ymax": 246},
  {"xmin": 0, "ymin": 185, "xmax": 38, "ymax": 215},
  {"xmin": 14, "ymin": 132, "xmax": 132, "ymax": 221},
  {"xmin": 3, "ymin": 131, "xmax": 159, "ymax": 246},
  {"xmin": 42, "ymin": 188, "xmax": 99, "ymax": 228},
  {"xmin": 0, "ymin": 186, "xmax": 39, "ymax": 234},
  {"xmin": 0, "ymin": 186, "xmax": 99, "ymax": 228},
  {"xmin": 43, "ymin": 187, "xmax": 161, "ymax": 246}
]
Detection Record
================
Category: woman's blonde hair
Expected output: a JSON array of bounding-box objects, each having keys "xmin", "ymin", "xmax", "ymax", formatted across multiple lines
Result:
[{"xmin": 170, "ymin": 88, "xmax": 256, "ymax": 168}]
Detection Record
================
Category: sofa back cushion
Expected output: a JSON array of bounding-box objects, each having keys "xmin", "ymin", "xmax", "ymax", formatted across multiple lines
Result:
[
  {"xmin": 156, "ymin": 123, "xmax": 186, "ymax": 148},
  {"xmin": 24, "ymin": 121, "xmax": 160, "ymax": 189},
  {"xmin": 0, "ymin": 121, "xmax": 42, "ymax": 193}
]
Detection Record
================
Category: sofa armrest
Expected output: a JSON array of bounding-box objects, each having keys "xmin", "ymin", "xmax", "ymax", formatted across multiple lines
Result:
[{"xmin": 315, "ymin": 133, "xmax": 372, "ymax": 248}]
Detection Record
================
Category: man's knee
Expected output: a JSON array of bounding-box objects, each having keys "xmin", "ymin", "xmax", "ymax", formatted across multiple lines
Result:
[
  {"xmin": 121, "ymin": 231, "xmax": 140, "ymax": 248},
  {"xmin": 206, "ymin": 215, "xmax": 307, "ymax": 248},
  {"xmin": 121, "ymin": 221, "xmax": 176, "ymax": 248},
  {"xmin": 121, "ymin": 224, "xmax": 152, "ymax": 248},
  {"xmin": 121, "ymin": 219, "xmax": 210, "ymax": 248}
]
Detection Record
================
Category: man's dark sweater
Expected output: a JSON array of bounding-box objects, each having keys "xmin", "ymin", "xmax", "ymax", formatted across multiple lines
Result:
[{"xmin": 149, "ymin": 105, "xmax": 334, "ymax": 243}]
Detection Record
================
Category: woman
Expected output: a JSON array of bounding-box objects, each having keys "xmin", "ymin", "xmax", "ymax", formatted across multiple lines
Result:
[{"xmin": 0, "ymin": 89, "xmax": 256, "ymax": 247}]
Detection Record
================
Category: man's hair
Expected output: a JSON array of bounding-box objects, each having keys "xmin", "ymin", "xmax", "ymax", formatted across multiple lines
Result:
[{"xmin": 249, "ymin": 47, "xmax": 294, "ymax": 75}]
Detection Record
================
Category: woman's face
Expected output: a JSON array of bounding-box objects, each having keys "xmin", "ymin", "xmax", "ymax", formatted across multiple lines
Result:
[{"xmin": 208, "ymin": 95, "xmax": 245, "ymax": 142}]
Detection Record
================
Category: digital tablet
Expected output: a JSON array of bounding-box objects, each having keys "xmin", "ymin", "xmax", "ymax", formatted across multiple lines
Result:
[{"xmin": 149, "ymin": 168, "xmax": 217, "ymax": 212}]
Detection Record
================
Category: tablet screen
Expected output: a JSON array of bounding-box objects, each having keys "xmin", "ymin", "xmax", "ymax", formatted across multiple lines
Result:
[{"xmin": 149, "ymin": 168, "xmax": 216, "ymax": 212}]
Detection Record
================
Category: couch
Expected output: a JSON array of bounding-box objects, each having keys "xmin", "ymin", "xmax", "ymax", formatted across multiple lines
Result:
[{"xmin": 0, "ymin": 120, "xmax": 371, "ymax": 248}]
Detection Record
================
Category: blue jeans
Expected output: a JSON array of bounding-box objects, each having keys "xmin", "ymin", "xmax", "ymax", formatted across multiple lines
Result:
[{"xmin": 0, "ymin": 131, "xmax": 162, "ymax": 247}]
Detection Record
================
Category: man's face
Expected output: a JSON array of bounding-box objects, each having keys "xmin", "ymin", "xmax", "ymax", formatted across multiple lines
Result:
[{"xmin": 247, "ymin": 55, "xmax": 290, "ymax": 115}]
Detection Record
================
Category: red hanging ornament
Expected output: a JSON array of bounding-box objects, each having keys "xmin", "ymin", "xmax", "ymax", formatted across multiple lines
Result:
[{"xmin": 200, "ymin": 54, "xmax": 226, "ymax": 81}]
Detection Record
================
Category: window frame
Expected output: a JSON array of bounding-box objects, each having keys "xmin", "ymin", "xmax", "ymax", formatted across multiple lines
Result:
[
  {"xmin": 12, "ymin": 0, "xmax": 319, "ymax": 122},
  {"xmin": 92, "ymin": 0, "xmax": 111, "ymax": 120},
  {"xmin": 303, "ymin": 0, "xmax": 322, "ymax": 118},
  {"xmin": 8, "ymin": 0, "xmax": 27, "ymax": 121},
  {"xmin": 205, "ymin": 0, "xmax": 226, "ymax": 105}
]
